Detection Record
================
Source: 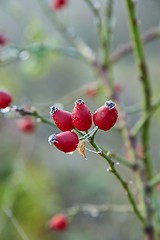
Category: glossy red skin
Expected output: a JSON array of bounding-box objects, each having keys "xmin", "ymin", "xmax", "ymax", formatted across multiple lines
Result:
[
  {"xmin": 49, "ymin": 214, "xmax": 68, "ymax": 231},
  {"xmin": 54, "ymin": 131, "xmax": 79, "ymax": 153},
  {"xmin": 17, "ymin": 117, "xmax": 35, "ymax": 133},
  {"xmin": 72, "ymin": 102, "xmax": 92, "ymax": 131},
  {"xmin": 52, "ymin": 0, "xmax": 68, "ymax": 10},
  {"xmin": 93, "ymin": 105, "xmax": 118, "ymax": 131},
  {"xmin": 52, "ymin": 109, "xmax": 74, "ymax": 131},
  {"xmin": 0, "ymin": 90, "xmax": 12, "ymax": 109}
]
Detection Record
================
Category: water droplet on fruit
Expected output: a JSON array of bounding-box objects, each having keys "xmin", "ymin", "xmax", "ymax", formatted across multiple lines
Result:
[
  {"xmin": 66, "ymin": 151, "xmax": 74, "ymax": 155},
  {"xmin": 1, "ymin": 107, "xmax": 10, "ymax": 113}
]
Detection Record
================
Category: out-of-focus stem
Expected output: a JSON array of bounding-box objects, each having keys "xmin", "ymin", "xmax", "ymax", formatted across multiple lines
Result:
[
  {"xmin": 111, "ymin": 26, "xmax": 160, "ymax": 64},
  {"xmin": 3, "ymin": 208, "xmax": 29, "ymax": 240}
]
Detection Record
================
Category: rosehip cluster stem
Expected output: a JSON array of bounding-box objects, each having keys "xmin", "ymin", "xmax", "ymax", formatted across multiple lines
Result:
[{"xmin": 89, "ymin": 137, "xmax": 145, "ymax": 225}]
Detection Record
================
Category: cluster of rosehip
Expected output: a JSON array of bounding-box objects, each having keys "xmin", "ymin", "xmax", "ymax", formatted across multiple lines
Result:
[{"xmin": 48, "ymin": 99, "xmax": 118, "ymax": 153}]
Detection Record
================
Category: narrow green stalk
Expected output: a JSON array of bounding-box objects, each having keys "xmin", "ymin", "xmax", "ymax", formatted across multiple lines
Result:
[
  {"xmin": 149, "ymin": 174, "xmax": 160, "ymax": 188},
  {"xmin": 13, "ymin": 106, "xmax": 55, "ymax": 127},
  {"xmin": 130, "ymin": 97, "xmax": 160, "ymax": 137},
  {"xmin": 111, "ymin": 26, "xmax": 160, "ymax": 64},
  {"xmin": 67, "ymin": 203, "xmax": 132, "ymax": 218},
  {"xmin": 3, "ymin": 208, "xmax": 29, "ymax": 240},
  {"xmin": 125, "ymin": 0, "xmax": 156, "ymax": 238},
  {"xmin": 38, "ymin": 0, "xmax": 95, "ymax": 62},
  {"xmin": 125, "ymin": 0, "xmax": 152, "ymax": 178},
  {"xmin": 89, "ymin": 139, "xmax": 145, "ymax": 225},
  {"xmin": 103, "ymin": 0, "xmax": 115, "ymax": 90}
]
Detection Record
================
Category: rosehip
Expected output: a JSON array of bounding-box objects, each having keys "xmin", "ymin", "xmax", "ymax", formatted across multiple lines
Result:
[
  {"xmin": 93, "ymin": 100, "xmax": 118, "ymax": 131},
  {"xmin": 0, "ymin": 34, "xmax": 7, "ymax": 46},
  {"xmin": 50, "ymin": 106, "xmax": 74, "ymax": 131},
  {"xmin": 0, "ymin": 89, "xmax": 12, "ymax": 109},
  {"xmin": 49, "ymin": 214, "xmax": 68, "ymax": 231},
  {"xmin": 17, "ymin": 116, "xmax": 36, "ymax": 134},
  {"xmin": 48, "ymin": 131, "xmax": 79, "ymax": 153},
  {"xmin": 51, "ymin": 0, "xmax": 68, "ymax": 10},
  {"xmin": 72, "ymin": 99, "xmax": 92, "ymax": 131}
]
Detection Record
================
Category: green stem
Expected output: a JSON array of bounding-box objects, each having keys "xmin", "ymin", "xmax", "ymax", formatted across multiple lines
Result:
[
  {"xmin": 125, "ymin": 0, "xmax": 156, "ymax": 238},
  {"xmin": 3, "ymin": 208, "xmax": 29, "ymax": 240},
  {"xmin": 67, "ymin": 203, "xmax": 133, "ymax": 219},
  {"xmin": 130, "ymin": 97, "xmax": 160, "ymax": 137},
  {"xmin": 149, "ymin": 174, "xmax": 160, "ymax": 188},
  {"xmin": 103, "ymin": 0, "xmax": 115, "ymax": 90},
  {"xmin": 111, "ymin": 26, "xmax": 160, "ymax": 64},
  {"xmin": 38, "ymin": 0, "xmax": 95, "ymax": 62},
  {"xmin": 89, "ymin": 139, "xmax": 145, "ymax": 225},
  {"xmin": 13, "ymin": 106, "xmax": 55, "ymax": 127},
  {"xmin": 125, "ymin": 0, "xmax": 152, "ymax": 174}
]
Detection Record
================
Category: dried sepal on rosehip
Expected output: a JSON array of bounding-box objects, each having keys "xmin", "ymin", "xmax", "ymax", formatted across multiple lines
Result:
[
  {"xmin": 17, "ymin": 116, "xmax": 36, "ymax": 134},
  {"xmin": 51, "ymin": 0, "xmax": 68, "ymax": 10},
  {"xmin": 50, "ymin": 106, "xmax": 74, "ymax": 131},
  {"xmin": 0, "ymin": 89, "xmax": 12, "ymax": 109},
  {"xmin": 48, "ymin": 131, "xmax": 79, "ymax": 153},
  {"xmin": 49, "ymin": 214, "xmax": 68, "ymax": 231},
  {"xmin": 93, "ymin": 100, "xmax": 118, "ymax": 131},
  {"xmin": 72, "ymin": 99, "xmax": 92, "ymax": 131}
]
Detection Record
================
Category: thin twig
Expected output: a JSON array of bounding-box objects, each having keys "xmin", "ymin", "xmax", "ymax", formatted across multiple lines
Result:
[
  {"xmin": 149, "ymin": 174, "xmax": 160, "ymax": 188},
  {"xmin": 125, "ymin": 0, "xmax": 155, "ymax": 238},
  {"xmin": 89, "ymin": 138, "xmax": 145, "ymax": 225},
  {"xmin": 66, "ymin": 203, "xmax": 133, "ymax": 218},
  {"xmin": 130, "ymin": 97, "xmax": 160, "ymax": 137},
  {"xmin": 111, "ymin": 26, "xmax": 160, "ymax": 63},
  {"xmin": 3, "ymin": 208, "xmax": 29, "ymax": 240}
]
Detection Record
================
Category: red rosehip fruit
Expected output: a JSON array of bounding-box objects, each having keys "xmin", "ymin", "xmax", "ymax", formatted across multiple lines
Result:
[
  {"xmin": 72, "ymin": 99, "xmax": 92, "ymax": 131},
  {"xmin": 0, "ymin": 34, "xmax": 7, "ymax": 46},
  {"xmin": 17, "ymin": 116, "xmax": 36, "ymax": 134},
  {"xmin": 51, "ymin": 0, "xmax": 68, "ymax": 10},
  {"xmin": 93, "ymin": 100, "xmax": 118, "ymax": 131},
  {"xmin": 48, "ymin": 131, "xmax": 79, "ymax": 153},
  {"xmin": 50, "ymin": 106, "xmax": 74, "ymax": 131},
  {"xmin": 0, "ymin": 89, "xmax": 12, "ymax": 109},
  {"xmin": 49, "ymin": 214, "xmax": 68, "ymax": 231}
]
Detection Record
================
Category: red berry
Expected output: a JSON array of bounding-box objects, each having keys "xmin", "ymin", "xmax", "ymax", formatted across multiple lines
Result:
[
  {"xmin": 72, "ymin": 99, "xmax": 92, "ymax": 131},
  {"xmin": 48, "ymin": 131, "xmax": 79, "ymax": 153},
  {"xmin": 0, "ymin": 34, "xmax": 7, "ymax": 46},
  {"xmin": 93, "ymin": 100, "xmax": 118, "ymax": 131},
  {"xmin": 51, "ymin": 0, "xmax": 68, "ymax": 10},
  {"xmin": 0, "ymin": 89, "xmax": 12, "ymax": 109},
  {"xmin": 17, "ymin": 116, "xmax": 36, "ymax": 134},
  {"xmin": 50, "ymin": 106, "xmax": 74, "ymax": 131},
  {"xmin": 49, "ymin": 214, "xmax": 68, "ymax": 231}
]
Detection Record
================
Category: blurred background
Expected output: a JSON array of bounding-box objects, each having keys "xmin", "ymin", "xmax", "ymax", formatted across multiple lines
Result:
[{"xmin": 0, "ymin": 0, "xmax": 160, "ymax": 239}]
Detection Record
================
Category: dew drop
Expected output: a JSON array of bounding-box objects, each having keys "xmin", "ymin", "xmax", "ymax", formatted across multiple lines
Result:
[
  {"xmin": 66, "ymin": 151, "xmax": 74, "ymax": 155},
  {"xmin": 19, "ymin": 51, "xmax": 30, "ymax": 61},
  {"xmin": 90, "ymin": 209, "xmax": 99, "ymax": 217},
  {"xmin": 129, "ymin": 180, "xmax": 133, "ymax": 185},
  {"xmin": 106, "ymin": 167, "xmax": 111, "ymax": 172},
  {"xmin": 1, "ymin": 107, "xmax": 11, "ymax": 113}
]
